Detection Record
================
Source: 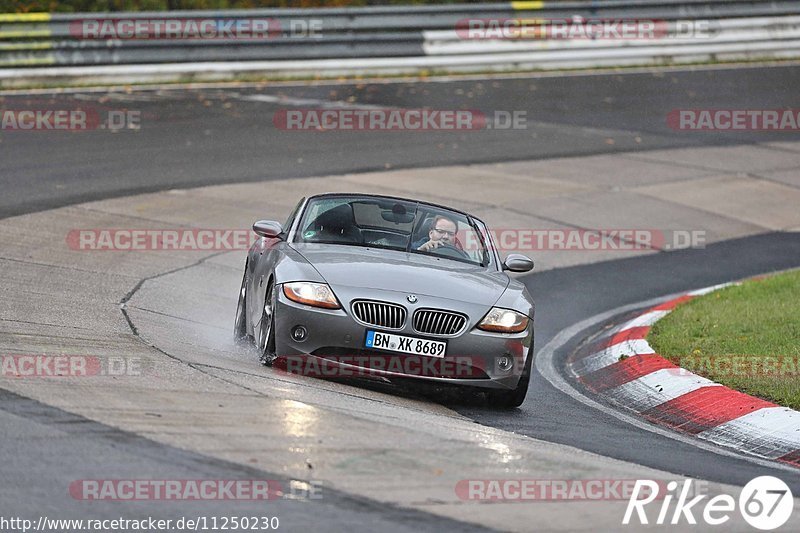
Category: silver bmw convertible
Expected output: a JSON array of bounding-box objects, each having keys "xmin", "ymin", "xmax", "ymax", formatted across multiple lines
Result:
[{"xmin": 234, "ymin": 193, "xmax": 535, "ymax": 407}]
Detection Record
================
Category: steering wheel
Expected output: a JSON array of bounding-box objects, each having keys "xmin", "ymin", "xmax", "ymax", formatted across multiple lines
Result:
[{"xmin": 434, "ymin": 242, "xmax": 470, "ymax": 259}]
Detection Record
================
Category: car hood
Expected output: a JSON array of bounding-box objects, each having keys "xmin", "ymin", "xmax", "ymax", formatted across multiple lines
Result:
[{"xmin": 291, "ymin": 244, "xmax": 509, "ymax": 305}]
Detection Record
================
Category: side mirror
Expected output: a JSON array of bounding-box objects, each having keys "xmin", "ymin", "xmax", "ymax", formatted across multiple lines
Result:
[
  {"xmin": 503, "ymin": 254, "xmax": 534, "ymax": 273},
  {"xmin": 253, "ymin": 220, "xmax": 283, "ymax": 239}
]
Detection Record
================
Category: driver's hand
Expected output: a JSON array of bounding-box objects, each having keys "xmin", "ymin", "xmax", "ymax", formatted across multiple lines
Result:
[{"xmin": 418, "ymin": 239, "xmax": 442, "ymax": 252}]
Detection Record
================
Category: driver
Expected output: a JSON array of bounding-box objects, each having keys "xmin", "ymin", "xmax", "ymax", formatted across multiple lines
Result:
[{"xmin": 414, "ymin": 215, "xmax": 459, "ymax": 252}]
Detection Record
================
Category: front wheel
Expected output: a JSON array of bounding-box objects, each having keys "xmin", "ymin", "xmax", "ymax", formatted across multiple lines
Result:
[
  {"xmin": 233, "ymin": 268, "xmax": 249, "ymax": 344},
  {"xmin": 257, "ymin": 282, "xmax": 277, "ymax": 366}
]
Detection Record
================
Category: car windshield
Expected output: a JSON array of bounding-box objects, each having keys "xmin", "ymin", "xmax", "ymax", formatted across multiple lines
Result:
[{"xmin": 294, "ymin": 195, "xmax": 490, "ymax": 267}]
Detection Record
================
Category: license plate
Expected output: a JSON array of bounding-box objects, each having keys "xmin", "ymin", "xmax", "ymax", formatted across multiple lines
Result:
[{"xmin": 365, "ymin": 330, "xmax": 446, "ymax": 358}]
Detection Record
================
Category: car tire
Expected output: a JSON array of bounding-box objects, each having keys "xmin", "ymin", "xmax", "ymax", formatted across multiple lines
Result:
[
  {"xmin": 233, "ymin": 266, "xmax": 249, "ymax": 344},
  {"xmin": 486, "ymin": 344, "xmax": 533, "ymax": 409},
  {"xmin": 257, "ymin": 281, "xmax": 277, "ymax": 366}
]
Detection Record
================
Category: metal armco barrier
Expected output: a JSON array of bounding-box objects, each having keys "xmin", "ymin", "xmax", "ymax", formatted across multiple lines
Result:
[{"xmin": 1, "ymin": 0, "xmax": 799, "ymax": 84}]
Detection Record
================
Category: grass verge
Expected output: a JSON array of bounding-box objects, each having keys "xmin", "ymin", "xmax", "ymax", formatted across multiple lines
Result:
[{"xmin": 649, "ymin": 270, "xmax": 800, "ymax": 410}]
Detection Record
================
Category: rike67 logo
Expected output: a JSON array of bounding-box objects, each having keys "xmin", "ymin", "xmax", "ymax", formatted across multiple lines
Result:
[{"xmin": 624, "ymin": 476, "xmax": 794, "ymax": 530}]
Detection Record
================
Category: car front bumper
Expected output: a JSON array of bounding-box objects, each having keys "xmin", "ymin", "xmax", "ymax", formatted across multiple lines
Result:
[{"xmin": 272, "ymin": 287, "xmax": 533, "ymax": 390}]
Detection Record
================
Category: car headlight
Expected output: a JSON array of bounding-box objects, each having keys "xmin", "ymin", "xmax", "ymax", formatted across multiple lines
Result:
[
  {"xmin": 283, "ymin": 282, "xmax": 341, "ymax": 309},
  {"xmin": 477, "ymin": 307, "xmax": 529, "ymax": 333}
]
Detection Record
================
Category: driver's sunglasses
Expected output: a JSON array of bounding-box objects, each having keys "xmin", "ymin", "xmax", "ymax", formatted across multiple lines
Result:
[{"xmin": 433, "ymin": 227, "xmax": 456, "ymax": 237}]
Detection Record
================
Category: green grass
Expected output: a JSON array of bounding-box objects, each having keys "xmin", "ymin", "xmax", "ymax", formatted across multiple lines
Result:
[{"xmin": 649, "ymin": 269, "xmax": 800, "ymax": 410}]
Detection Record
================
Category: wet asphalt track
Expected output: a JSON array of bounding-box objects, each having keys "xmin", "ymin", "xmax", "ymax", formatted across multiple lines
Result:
[
  {"xmin": 3, "ymin": 64, "xmax": 800, "ymax": 219},
  {"xmin": 3, "ymin": 64, "xmax": 800, "ymax": 526},
  {"xmin": 466, "ymin": 231, "xmax": 800, "ymax": 491}
]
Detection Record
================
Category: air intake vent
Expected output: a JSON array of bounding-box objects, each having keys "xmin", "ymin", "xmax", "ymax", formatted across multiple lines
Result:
[
  {"xmin": 413, "ymin": 309, "xmax": 468, "ymax": 336},
  {"xmin": 352, "ymin": 300, "xmax": 406, "ymax": 330}
]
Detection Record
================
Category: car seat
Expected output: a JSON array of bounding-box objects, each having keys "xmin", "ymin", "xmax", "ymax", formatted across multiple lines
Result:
[{"xmin": 307, "ymin": 204, "xmax": 363, "ymax": 244}]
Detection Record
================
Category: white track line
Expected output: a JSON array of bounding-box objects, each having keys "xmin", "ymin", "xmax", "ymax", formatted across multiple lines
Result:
[
  {"xmin": 688, "ymin": 281, "xmax": 736, "ymax": 296},
  {"xmin": 237, "ymin": 93, "xmax": 386, "ymax": 109}
]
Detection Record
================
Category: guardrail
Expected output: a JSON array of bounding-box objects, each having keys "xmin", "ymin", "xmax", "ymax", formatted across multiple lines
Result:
[{"xmin": 1, "ymin": 0, "xmax": 799, "ymax": 85}]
